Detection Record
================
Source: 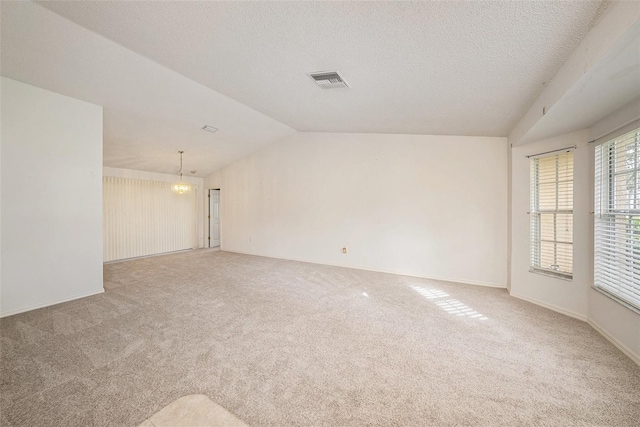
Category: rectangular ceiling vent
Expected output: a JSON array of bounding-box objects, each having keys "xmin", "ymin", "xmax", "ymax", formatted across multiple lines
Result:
[
  {"xmin": 308, "ymin": 71, "xmax": 349, "ymax": 89},
  {"xmin": 201, "ymin": 125, "xmax": 218, "ymax": 133}
]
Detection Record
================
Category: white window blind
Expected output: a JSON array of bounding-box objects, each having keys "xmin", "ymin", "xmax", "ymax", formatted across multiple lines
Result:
[
  {"xmin": 595, "ymin": 128, "xmax": 640, "ymax": 310},
  {"xmin": 103, "ymin": 177, "xmax": 198, "ymax": 262},
  {"xmin": 530, "ymin": 151, "xmax": 574, "ymax": 278}
]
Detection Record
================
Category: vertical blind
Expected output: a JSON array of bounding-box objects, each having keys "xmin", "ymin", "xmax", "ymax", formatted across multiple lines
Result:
[
  {"xmin": 103, "ymin": 177, "xmax": 198, "ymax": 262},
  {"xmin": 530, "ymin": 151, "xmax": 574, "ymax": 278},
  {"xmin": 595, "ymin": 128, "xmax": 640, "ymax": 310}
]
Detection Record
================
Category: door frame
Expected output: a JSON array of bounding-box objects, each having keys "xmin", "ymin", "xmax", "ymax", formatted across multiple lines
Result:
[{"xmin": 208, "ymin": 188, "xmax": 221, "ymax": 248}]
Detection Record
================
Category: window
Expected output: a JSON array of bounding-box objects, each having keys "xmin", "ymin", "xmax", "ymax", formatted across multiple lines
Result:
[
  {"xmin": 595, "ymin": 128, "xmax": 640, "ymax": 311},
  {"xmin": 530, "ymin": 151, "xmax": 574, "ymax": 278}
]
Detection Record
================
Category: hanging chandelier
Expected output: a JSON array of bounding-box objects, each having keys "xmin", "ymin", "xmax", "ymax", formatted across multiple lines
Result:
[{"xmin": 172, "ymin": 150, "xmax": 191, "ymax": 195}]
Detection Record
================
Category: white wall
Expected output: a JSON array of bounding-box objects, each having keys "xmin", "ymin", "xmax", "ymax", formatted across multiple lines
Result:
[
  {"xmin": 1, "ymin": 77, "xmax": 103, "ymax": 317},
  {"xmin": 510, "ymin": 130, "xmax": 591, "ymax": 320},
  {"xmin": 205, "ymin": 132, "xmax": 508, "ymax": 287},
  {"xmin": 510, "ymin": 99, "xmax": 640, "ymax": 364},
  {"xmin": 0, "ymin": 78, "xmax": 3, "ymax": 306},
  {"xmin": 103, "ymin": 167, "xmax": 205, "ymax": 258}
]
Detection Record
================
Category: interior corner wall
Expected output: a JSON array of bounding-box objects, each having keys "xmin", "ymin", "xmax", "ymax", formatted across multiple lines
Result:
[
  {"xmin": 507, "ymin": 141, "xmax": 513, "ymax": 292},
  {"xmin": 205, "ymin": 132, "xmax": 508, "ymax": 287},
  {"xmin": 510, "ymin": 130, "xmax": 590, "ymax": 320},
  {"xmin": 1, "ymin": 77, "xmax": 104, "ymax": 317},
  {"xmin": 0, "ymin": 79, "xmax": 3, "ymax": 305}
]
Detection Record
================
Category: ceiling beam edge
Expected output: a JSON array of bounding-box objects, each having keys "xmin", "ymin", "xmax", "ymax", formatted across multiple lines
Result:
[{"xmin": 508, "ymin": 1, "xmax": 640, "ymax": 147}]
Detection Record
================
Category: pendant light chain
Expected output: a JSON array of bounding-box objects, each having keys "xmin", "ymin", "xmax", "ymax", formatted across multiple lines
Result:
[{"xmin": 179, "ymin": 150, "xmax": 184, "ymax": 180}]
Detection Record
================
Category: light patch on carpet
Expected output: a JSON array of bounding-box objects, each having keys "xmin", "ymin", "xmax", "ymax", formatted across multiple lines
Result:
[
  {"xmin": 411, "ymin": 286, "xmax": 450, "ymax": 299},
  {"xmin": 412, "ymin": 285, "xmax": 488, "ymax": 319},
  {"xmin": 435, "ymin": 298, "xmax": 488, "ymax": 320},
  {"xmin": 137, "ymin": 395, "xmax": 249, "ymax": 427}
]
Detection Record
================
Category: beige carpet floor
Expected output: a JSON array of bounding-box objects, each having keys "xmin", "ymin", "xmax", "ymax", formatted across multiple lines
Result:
[{"xmin": 1, "ymin": 250, "xmax": 639, "ymax": 426}]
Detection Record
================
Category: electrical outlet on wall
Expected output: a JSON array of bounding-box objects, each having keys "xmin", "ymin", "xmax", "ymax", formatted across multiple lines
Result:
[{"xmin": 342, "ymin": 247, "xmax": 347, "ymax": 254}]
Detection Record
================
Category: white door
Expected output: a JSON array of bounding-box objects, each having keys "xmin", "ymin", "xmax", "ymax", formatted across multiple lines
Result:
[{"xmin": 209, "ymin": 189, "xmax": 221, "ymax": 247}]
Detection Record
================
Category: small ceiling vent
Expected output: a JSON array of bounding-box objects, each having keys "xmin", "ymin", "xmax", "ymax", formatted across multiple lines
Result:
[
  {"xmin": 308, "ymin": 71, "xmax": 349, "ymax": 89},
  {"xmin": 201, "ymin": 125, "xmax": 218, "ymax": 133}
]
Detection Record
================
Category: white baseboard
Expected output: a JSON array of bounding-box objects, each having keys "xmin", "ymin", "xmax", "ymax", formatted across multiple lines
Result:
[
  {"xmin": 508, "ymin": 291, "xmax": 587, "ymax": 321},
  {"xmin": 587, "ymin": 319, "xmax": 640, "ymax": 366},
  {"xmin": 104, "ymin": 248, "xmax": 193, "ymax": 264},
  {"xmin": 421, "ymin": 275, "xmax": 505, "ymax": 289},
  {"xmin": 221, "ymin": 249, "xmax": 506, "ymax": 289},
  {"xmin": 509, "ymin": 291, "xmax": 639, "ymax": 366},
  {"xmin": 0, "ymin": 289, "xmax": 104, "ymax": 318}
]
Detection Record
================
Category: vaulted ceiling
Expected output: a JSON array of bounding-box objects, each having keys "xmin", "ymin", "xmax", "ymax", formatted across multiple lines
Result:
[{"xmin": 1, "ymin": 1, "xmax": 610, "ymax": 175}]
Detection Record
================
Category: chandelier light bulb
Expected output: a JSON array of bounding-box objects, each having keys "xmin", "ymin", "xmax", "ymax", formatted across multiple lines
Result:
[{"xmin": 172, "ymin": 151, "xmax": 191, "ymax": 195}]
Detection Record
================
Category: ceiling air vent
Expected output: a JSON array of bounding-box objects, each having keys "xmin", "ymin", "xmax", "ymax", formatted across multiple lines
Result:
[
  {"xmin": 308, "ymin": 71, "xmax": 349, "ymax": 89},
  {"xmin": 201, "ymin": 125, "xmax": 218, "ymax": 133}
]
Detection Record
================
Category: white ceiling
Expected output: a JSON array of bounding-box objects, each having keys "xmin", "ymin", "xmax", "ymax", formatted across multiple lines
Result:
[
  {"xmin": 518, "ymin": 21, "xmax": 640, "ymax": 145},
  {"xmin": 35, "ymin": 0, "xmax": 604, "ymax": 137},
  {"xmin": 1, "ymin": 1, "xmax": 609, "ymax": 175},
  {"xmin": 0, "ymin": 2, "xmax": 295, "ymax": 177}
]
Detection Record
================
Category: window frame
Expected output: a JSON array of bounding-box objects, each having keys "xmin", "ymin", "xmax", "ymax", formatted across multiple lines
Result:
[
  {"xmin": 594, "ymin": 128, "xmax": 640, "ymax": 312},
  {"xmin": 529, "ymin": 151, "xmax": 574, "ymax": 280}
]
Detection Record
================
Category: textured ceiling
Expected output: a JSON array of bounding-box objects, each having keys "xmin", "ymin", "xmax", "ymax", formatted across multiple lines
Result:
[
  {"xmin": 520, "ymin": 21, "xmax": 640, "ymax": 145},
  {"xmin": 0, "ymin": 2, "xmax": 295, "ymax": 177},
  {"xmin": 36, "ymin": 0, "xmax": 605, "ymax": 137}
]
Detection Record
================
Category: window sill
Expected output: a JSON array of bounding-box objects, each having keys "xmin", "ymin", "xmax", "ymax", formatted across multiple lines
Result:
[
  {"xmin": 529, "ymin": 268, "xmax": 573, "ymax": 281},
  {"xmin": 591, "ymin": 286, "xmax": 640, "ymax": 315}
]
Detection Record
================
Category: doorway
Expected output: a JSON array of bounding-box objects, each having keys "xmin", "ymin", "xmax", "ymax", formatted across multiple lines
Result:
[{"xmin": 208, "ymin": 189, "xmax": 221, "ymax": 248}]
